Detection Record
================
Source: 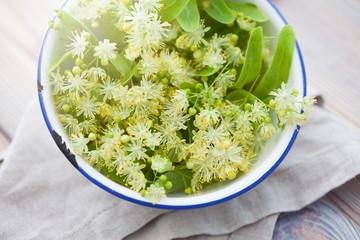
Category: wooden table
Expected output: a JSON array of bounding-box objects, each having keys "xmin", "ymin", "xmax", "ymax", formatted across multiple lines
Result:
[{"xmin": 0, "ymin": 0, "xmax": 359, "ymax": 237}]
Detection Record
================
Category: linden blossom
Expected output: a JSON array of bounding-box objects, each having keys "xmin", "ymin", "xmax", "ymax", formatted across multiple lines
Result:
[{"xmin": 47, "ymin": 0, "xmax": 315, "ymax": 204}]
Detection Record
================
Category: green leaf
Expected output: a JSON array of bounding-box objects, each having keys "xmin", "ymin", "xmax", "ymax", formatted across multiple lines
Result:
[
  {"xmin": 101, "ymin": 13, "xmax": 126, "ymax": 49},
  {"xmin": 167, "ymin": 148, "xmax": 180, "ymax": 163},
  {"xmin": 99, "ymin": 165, "xmax": 126, "ymax": 185},
  {"xmin": 176, "ymin": 0, "xmax": 200, "ymax": 32},
  {"xmin": 158, "ymin": 0, "xmax": 190, "ymax": 22},
  {"xmin": 56, "ymin": 9, "xmax": 97, "ymax": 44},
  {"xmin": 57, "ymin": 9, "xmax": 131, "ymax": 76},
  {"xmin": 253, "ymin": 25, "xmax": 296, "ymax": 99},
  {"xmin": 49, "ymin": 52, "xmax": 71, "ymax": 72},
  {"xmin": 111, "ymin": 51, "xmax": 132, "ymax": 78},
  {"xmin": 233, "ymin": 26, "xmax": 263, "ymax": 89},
  {"xmin": 162, "ymin": 170, "xmax": 192, "ymax": 194},
  {"xmin": 225, "ymin": 2, "xmax": 269, "ymax": 22},
  {"xmin": 180, "ymin": 82, "xmax": 196, "ymax": 92},
  {"xmin": 197, "ymin": 66, "xmax": 220, "ymax": 76},
  {"xmin": 203, "ymin": 0, "xmax": 235, "ymax": 24},
  {"xmin": 226, "ymin": 89, "xmax": 256, "ymax": 105}
]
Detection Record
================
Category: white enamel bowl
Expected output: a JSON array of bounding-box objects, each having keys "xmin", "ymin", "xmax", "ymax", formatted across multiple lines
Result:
[{"xmin": 38, "ymin": 0, "xmax": 306, "ymax": 209}]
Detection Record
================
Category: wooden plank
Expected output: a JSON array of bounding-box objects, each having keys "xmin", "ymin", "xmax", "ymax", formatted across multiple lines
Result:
[
  {"xmin": 0, "ymin": 33, "xmax": 37, "ymax": 137},
  {"xmin": 273, "ymin": 197, "xmax": 360, "ymax": 239},
  {"xmin": 327, "ymin": 179, "xmax": 360, "ymax": 226},
  {"xmin": 0, "ymin": 0, "xmax": 64, "ymax": 138},
  {"xmin": 273, "ymin": 0, "xmax": 360, "ymax": 129},
  {"xmin": 273, "ymin": 0, "xmax": 360, "ymax": 227}
]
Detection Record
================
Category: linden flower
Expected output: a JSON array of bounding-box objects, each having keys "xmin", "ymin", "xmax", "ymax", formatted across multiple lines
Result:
[
  {"xmin": 251, "ymin": 100, "xmax": 269, "ymax": 123},
  {"xmin": 111, "ymin": 105, "xmax": 132, "ymax": 121},
  {"xmin": 144, "ymin": 132, "xmax": 162, "ymax": 150},
  {"xmin": 79, "ymin": 119, "xmax": 97, "ymax": 134},
  {"xmin": 94, "ymin": 39, "xmax": 117, "ymax": 64},
  {"xmin": 176, "ymin": 22, "xmax": 210, "ymax": 48},
  {"xmin": 120, "ymin": 160, "xmax": 146, "ymax": 191},
  {"xmin": 173, "ymin": 90, "xmax": 189, "ymax": 111},
  {"xmin": 159, "ymin": 50, "xmax": 196, "ymax": 86},
  {"xmin": 125, "ymin": 139, "xmax": 148, "ymax": 160},
  {"xmin": 215, "ymin": 70, "xmax": 235, "ymax": 89},
  {"xmin": 99, "ymin": 77, "xmax": 121, "ymax": 101},
  {"xmin": 85, "ymin": 149, "xmax": 103, "ymax": 165},
  {"xmin": 66, "ymin": 30, "xmax": 89, "ymax": 59},
  {"xmin": 140, "ymin": 53, "xmax": 160, "ymax": 78},
  {"xmin": 202, "ymin": 48, "xmax": 227, "ymax": 69},
  {"xmin": 208, "ymin": 33, "xmax": 232, "ymax": 50},
  {"xmin": 225, "ymin": 47, "xmax": 244, "ymax": 66},
  {"xmin": 139, "ymin": 78, "xmax": 164, "ymax": 100},
  {"xmin": 258, "ymin": 122, "xmax": 276, "ymax": 138},
  {"xmin": 302, "ymin": 96, "xmax": 317, "ymax": 113},
  {"xmin": 58, "ymin": 114, "xmax": 80, "ymax": 135},
  {"xmin": 86, "ymin": 67, "xmax": 107, "ymax": 81},
  {"xmin": 199, "ymin": 83, "xmax": 224, "ymax": 105},
  {"xmin": 124, "ymin": 3, "xmax": 169, "ymax": 59},
  {"xmin": 236, "ymin": 111, "xmax": 253, "ymax": 131},
  {"xmin": 155, "ymin": 124, "xmax": 179, "ymax": 147},
  {"xmin": 194, "ymin": 108, "xmax": 221, "ymax": 129},
  {"xmin": 269, "ymin": 82, "xmax": 297, "ymax": 110},
  {"xmin": 48, "ymin": 70, "xmax": 65, "ymax": 94},
  {"xmin": 151, "ymin": 155, "xmax": 171, "ymax": 173},
  {"xmin": 74, "ymin": 2, "xmax": 101, "ymax": 21},
  {"xmin": 161, "ymin": 109, "xmax": 189, "ymax": 130},
  {"xmin": 70, "ymin": 133, "xmax": 89, "ymax": 155},
  {"xmin": 127, "ymin": 118, "xmax": 152, "ymax": 140},
  {"xmin": 146, "ymin": 184, "xmax": 166, "ymax": 204},
  {"xmin": 200, "ymin": 124, "xmax": 230, "ymax": 144},
  {"xmin": 139, "ymin": 0, "xmax": 163, "ymax": 13},
  {"xmin": 76, "ymin": 97, "xmax": 100, "ymax": 118},
  {"xmin": 112, "ymin": 1, "xmax": 129, "ymax": 29},
  {"xmin": 124, "ymin": 3, "xmax": 152, "ymax": 29},
  {"xmin": 63, "ymin": 72, "xmax": 89, "ymax": 99}
]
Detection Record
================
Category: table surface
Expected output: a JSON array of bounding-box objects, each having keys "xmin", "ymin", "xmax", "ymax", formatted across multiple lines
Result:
[{"xmin": 0, "ymin": 0, "xmax": 359, "ymax": 236}]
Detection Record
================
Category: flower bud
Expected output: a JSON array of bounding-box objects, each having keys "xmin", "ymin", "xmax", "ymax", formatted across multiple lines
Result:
[
  {"xmin": 88, "ymin": 133, "xmax": 96, "ymax": 141},
  {"xmin": 62, "ymin": 104, "xmax": 71, "ymax": 112},
  {"xmin": 91, "ymin": 21, "xmax": 99, "ymax": 29},
  {"xmin": 121, "ymin": 134, "xmax": 130, "ymax": 143},
  {"xmin": 161, "ymin": 78, "xmax": 169, "ymax": 84},
  {"xmin": 184, "ymin": 187, "xmax": 192, "ymax": 195},
  {"xmin": 159, "ymin": 175, "xmax": 167, "ymax": 183},
  {"xmin": 165, "ymin": 181, "xmax": 172, "ymax": 189},
  {"xmin": 75, "ymin": 57, "xmax": 83, "ymax": 66},
  {"xmin": 188, "ymin": 107, "xmax": 197, "ymax": 116}
]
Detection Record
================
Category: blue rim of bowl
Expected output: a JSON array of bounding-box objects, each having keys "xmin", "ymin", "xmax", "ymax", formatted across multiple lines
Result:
[{"xmin": 37, "ymin": 0, "xmax": 306, "ymax": 210}]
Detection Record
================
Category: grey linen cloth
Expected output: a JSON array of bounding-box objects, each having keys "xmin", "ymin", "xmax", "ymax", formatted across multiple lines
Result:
[{"xmin": 0, "ymin": 99, "xmax": 360, "ymax": 240}]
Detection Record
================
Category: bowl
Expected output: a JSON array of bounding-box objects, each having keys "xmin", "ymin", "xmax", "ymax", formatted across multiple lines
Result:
[{"xmin": 37, "ymin": 0, "xmax": 306, "ymax": 209}]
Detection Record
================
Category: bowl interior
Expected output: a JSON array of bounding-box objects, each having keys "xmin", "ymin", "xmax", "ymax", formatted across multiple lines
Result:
[{"xmin": 38, "ymin": 0, "xmax": 305, "ymax": 209}]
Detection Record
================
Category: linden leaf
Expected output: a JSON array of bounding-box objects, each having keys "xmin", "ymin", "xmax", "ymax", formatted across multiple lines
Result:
[
  {"xmin": 176, "ymin": 0, "xmax": 200, "ymax": 32},
  {"xmin": 233, "ymin": 26, "xmax": 263, "ymax": 89},
  {"xmin": 197, "ymin": 66, "xmax": 220, "ymax": 77},
  {"xmin": 158, "ymin": 0, "xmax": 190, "ymax": 22},
  {"xmin": 203, "ymin": 0, "xmax": 235, "ymax": 24},
  {"xmin": 225, "ymin": 2, "xmax": 269, "ymax": 22},
  {"xmin": 180, "ymin": 82, "xmax": 196, "ymax": 92},
  {"xmin": 253, "ymin": 25, "xmax": 295, "ymax": 99},
  {"xmin": 49, "ymin": 52, "xmax": 71, "ymax": 72},
  {"xmin": 226, "ymin": 89, "xmax": 257, "ymax": 105}
]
